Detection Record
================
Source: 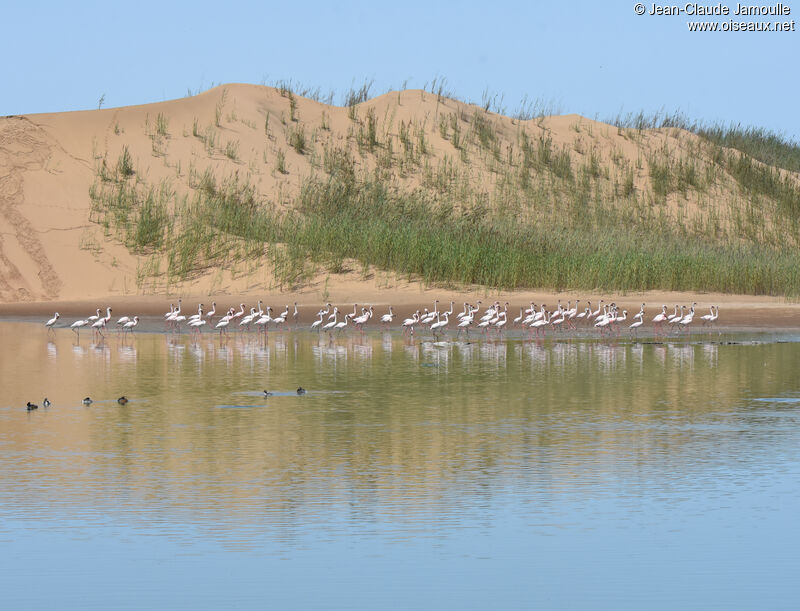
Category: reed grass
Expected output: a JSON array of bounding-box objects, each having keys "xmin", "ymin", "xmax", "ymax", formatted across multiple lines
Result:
[{"xmin": 88, "ymin": 91, "xmax": 800, "ymax": 296}]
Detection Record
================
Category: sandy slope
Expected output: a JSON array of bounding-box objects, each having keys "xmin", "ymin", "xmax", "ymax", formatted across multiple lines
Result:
[{"xmin": 0, "ymin": 83, "xmax": 798, "ymax": 325}]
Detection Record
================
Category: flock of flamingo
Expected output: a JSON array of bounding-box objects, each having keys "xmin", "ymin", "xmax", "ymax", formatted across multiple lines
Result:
[{"xmin": 43, "ymin": 298, "xmax": 720, "ymax": 340}]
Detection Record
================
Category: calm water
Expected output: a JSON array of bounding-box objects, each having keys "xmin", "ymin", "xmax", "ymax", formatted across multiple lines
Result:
[{"xmin": 1, "ymin": 322, "xmax": 800, "ymax": 609}]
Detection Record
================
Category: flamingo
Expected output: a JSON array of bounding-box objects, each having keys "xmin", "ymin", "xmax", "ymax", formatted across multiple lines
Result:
[
  {"xmin": 652, "ymin": 305, "xmax": 668, "ymax": 332},
  {"xmin": 550, "ymin": 308, "xmax": 566, "ymax": 332},
  {"xmin": 666, "ymin": 305, "xmax": 681, "ymax": 324},
  {"xmin": 188, "ymin": 318, "xmax": 206, "ymax": 336},
  {"xmin": 430, "ymin": 311, "xmax": 450, "ymax": 337},
  {"xmin": 205, "ymin": 302, "xmax": 217, "ymax": 326},
  {"xmin": 215, "ymin": 308, "xmax": 235, "ymax": 336},
  {"xmin": 402, "ymin": 310, "xmax": 420, "ymax": 335},
  {"xmin": 353, "ymin": 306, "xmax": 372, "ymax": 333},
  {"xmin": 677, "ymin": 303, "xmax": 696, "ymax": 332},
  {"xmin": 254, "ymin": 307, "xmax": 273, "ymax": 334},
  {"xmin": 164, "ymin": 301, "xmax": 177, "ymax": 319},
  {"xmin": 230, "ymin": 303, "xmax": 246, "ymax": 321},
  {"xmin": 311, "ymin": 310, "xmax": 325, "ymax": 331},
  {"xmin": 87, "ymin": 308, "xmax": 102, "ymax": 323},
  {"xmin": 477, "ymin": 315, "xmax": 494, "ymax": 335},
  {"xmin": 612, "ymin": 309, "xmax": 628, "ymax": 333},
  {"xmin": 566, "ymin": 300, "xmax": 580, "ymax": 329},
  {"xmin": 239, "ymin": 307, "xmax": 258, "ymax": 331},
  {"xmin": 115, "ymin": 315, "xmax": 133, "ymax": 334},
  {"xmin": 669, "ymin": 305, "xmax": 687, "ymax": 332},
  {"xmin": 164, "ymin": 300, "xmax": 182, "ymax": 329},
  {"xmin": 318, "ymin": 303, "xmax": 332, "ymax": 319},
  {"xmin": 272, "ymin": 305, "xmax": 289, "ymax": 330},
  {"xmin": 92, "ymin": 307, "xmax": 112, "ymax": 340},
  {"xmin": 122, "ymin": 316, "xmax": 139, "ymax": 335},
  {"xmin": 530, "ymin": 311, "xmax": 550, "ymax": 338},
  {"xmin": 456, "ymin": 313, "xmax": 473, "ymax": 338},
  {"xmin": 171, "ymin": 312, "xmax": 187, "ymax": 332},
  {"xmin": 594, "ymin": 310, "xmax": 613, "ymax": 335},
  {"xmin": 420, "ymin": 300, "xmax": 439, "ymax": 326},
  {"xmin": 188, "ymin": 303, "xmax": 204, "ymax": 322},
  {"xmin": 293, "ymin": 302, "xmax": 299, "ymax": 328},
  {"xmin": 381, "ymin": 306, "xmax": 395, "ymax": 328},
  {"xmin": 495, "ymin": 310, "xmax": 508, "ymax": 336},
  {"xmin": 70, "ymin": 318, "xmax": 89, "ymax": 337},
  {"xmin": 480, "ymin": 301, "xmax": 499, "ymax": 323},
  {"xmin": 334, "ymin": 313, "xmax": 350, "ymax": 334},
  {"xmin": 215, "ymin": 317, "xmax": 231, "ymax": 336},
  {"xmin": 460, "ymin": 301, "xmax": 481, "ymax": 321},
  {"xmin": 701, "ymin": 305, "xmax": 717, "ymax": 327},
  {"xmin": 629, "ymin": 313, "xmax": 643, "ymax": 336},
  {"xmin": 45, "ymin": 312, "xmax": 59, "ymax": 334},
  {"xmin": 322, "ymin": 308, "xmax": 339, "ymax": 332}
]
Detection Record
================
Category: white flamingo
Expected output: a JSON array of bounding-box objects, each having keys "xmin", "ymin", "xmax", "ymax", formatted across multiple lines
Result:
[
  {"xmin": 272, "ymin": 305, "xmax": 289, "ymax": 330},
  {"xmin": 188, "ymin": 303, "xmax": 204, "ymax": 322},
  {"xmin": 215, "ymin": 308, "xmax": 235, "ymax": 336},
  {"xmin": 91, "ymin": 307, "xmax": 112, "ymax": 339},
  {"xmin": 530, "ymin": 311, "xmax": 550, "ymax": 338},
  {"xmin": 334, "ymin": 313, "xmax": 350, "ymax": 333},
  {"xmin": 588, "ymin": 300, "xmax": 604, "ymax": 321},
  {"xmin": 430, "ymin": 311, "xmax": 450, "ymax": 337},
  {"xmin": 456, "ymin": 313, "xmax": 473, "ymax": 338},
  {"xmin": 701, "ymin": 305, "xmax": 717, "ymax": 327},
  {"xmin": 495, "ymin": 310, "xmax": 508, "ymax": 335},
  {"xmin": 353, "ymin": 306, "xmax": 372, "ymax": 332},
  {"xmin": 402, "ymin": 310, "xmax": 420, "ymax": 335},
  {"xmin": 230, "ymin": 303, "xmax": 246, "ymax": 321},
  {"xmin": 667, "ymin": 305, "xmax": 681, "ymax": 324},
  {"xmin": 652, "ymin": 305, "xmax": 668, "ymax": 331},
  {"xmin": 122, "ymin": 316, "xmax": 139, "ymax": 335},
  {"xmin": 677, "ymin": 303, "xmax": 696, "ymax": 332},
  {"xmin": 322, "ymin": 308, "xmax": 339, "ymax": 332},
  {"xmin": 205, "ymin": 302, "xmax": 217, "ymax": 326},
  {"xmin": 70, "ymin": 318, "xmax": 89, "ymax": 337},
  {"xmin": 422, "ymin": 300, "xmax": 440, "ymax": 324},
  {"xmin": 311, "ymin": 310, "xmax": 325, "ymax": 331},
  {"xmin": 45, "ymin": 312, "xmax": 59, "ymax": 334},
  {"xmin": 239, "ymin": 307, "xmax": 258, "ymax": 331},
  {"xmin": 576, "ymin": 301, "xmax": 591, "ymax": 323}
]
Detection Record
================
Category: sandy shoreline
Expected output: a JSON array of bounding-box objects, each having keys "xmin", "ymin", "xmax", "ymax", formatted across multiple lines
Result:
[{"xmin": 2, "ymin": 289, "xmax": 800, "ymax": 329}]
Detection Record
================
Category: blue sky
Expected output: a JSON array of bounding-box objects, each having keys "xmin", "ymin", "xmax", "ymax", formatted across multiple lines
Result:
[{"xmin": 3, "ymin": 1, "xmax": 797, "ymax": 138}]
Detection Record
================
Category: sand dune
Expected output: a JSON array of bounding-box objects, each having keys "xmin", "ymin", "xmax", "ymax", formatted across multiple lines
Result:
[{"xmin": 1, "ymin": 83, "xmax": 798, "ymax": 321}]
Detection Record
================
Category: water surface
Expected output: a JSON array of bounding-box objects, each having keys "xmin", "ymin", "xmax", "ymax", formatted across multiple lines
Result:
[{"xmin": 1, "ymin": 323, "xmax": 799, "ymax": 609}]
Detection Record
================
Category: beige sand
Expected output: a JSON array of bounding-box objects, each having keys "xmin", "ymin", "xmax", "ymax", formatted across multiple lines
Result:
[
  {"xmin": 1, "ymin": 287, "xmax": 798, "ymax": 329},
  {"xmin": 1, "ymin": 83, "xmax": 798, "ymax": 328}
]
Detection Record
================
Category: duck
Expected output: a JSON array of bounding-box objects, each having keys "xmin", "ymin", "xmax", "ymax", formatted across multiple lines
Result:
[
  {"xmin": 26, "ymin": 401, "xmax": 38, "ymax": 411},
  {"xmin": 117, "ymin": 396, "xmax": 129, "ymax": 405},
  {"xmin": 296, "ymin": 387, "xmax": 306, "ymax": 395},
  {"xmin": 263, "ymin": 390, "xmax": 273, "ymax": 396},
  {"xmin": 42, "ymin": 398, "xmax": 51, "ymax": 408},
  {"xmin": 82, "ymin": 397, "xmax": 93, "ymax": 405}
]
